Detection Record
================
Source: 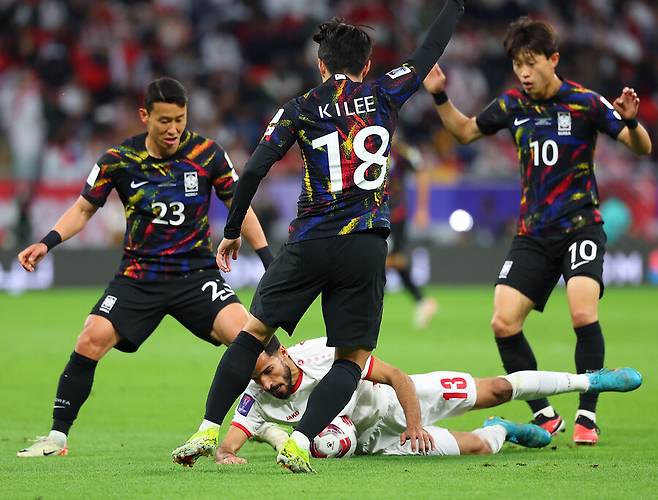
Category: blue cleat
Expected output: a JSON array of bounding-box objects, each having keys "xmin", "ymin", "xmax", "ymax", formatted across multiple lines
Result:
[
  {"xmin": 483, "ymin": 416, "xmax": 552, "ymax": 448},
  {"xmin": 586, "ymin": 368, "xmax": 642, "ymax": 394}
]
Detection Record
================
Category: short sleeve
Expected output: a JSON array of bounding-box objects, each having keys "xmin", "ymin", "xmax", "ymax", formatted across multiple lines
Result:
[
  {"xmin": 209, "ymin": 142, "xmax": 239, "ymax": 201},
  {"xmin": 476, "ymin": 96, "xmax": 509, "ymax": 136},
  {"xmin": 259, "ymin": 102, "xmax": 298, "ymax": 159},
  {"xmin": 230, "ymin": 391, "xmax": 266, "ymax": 438},
  {"xmin": 375, "ymin": 64, "xmax": 422, "ymax": 109},
  {"xmin": 81, "ymin": 150, "xmax": 119, "ymax": 207},
  {"xmin": 592, "ymin": 93, "xmax": 626, "ymax": 139}
]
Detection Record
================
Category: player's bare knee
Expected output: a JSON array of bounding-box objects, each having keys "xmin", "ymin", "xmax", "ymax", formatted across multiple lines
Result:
[
  {"xmin": 459, "ymin": 435, "xmax": 492, "ymax": 455},
  {"xmin": 570, "ymin": 310, "xmax": 597, "ymax": 328},
  {"xmin": 490, "ymin": 314, "xmax": 517, "ymax": 338},
  {"xmin": 75, "ymin": 318, "xmax": 117, "ymax": 359}
]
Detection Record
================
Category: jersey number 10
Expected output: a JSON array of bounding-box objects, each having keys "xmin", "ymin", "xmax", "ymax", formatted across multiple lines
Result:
[
  {"xmin": 529, "ymin": 139, "xmax": 558, "ymax": 167},
  {"xmin": 312, "ymin": 125, "xmax": 390, "ymax": 193}
]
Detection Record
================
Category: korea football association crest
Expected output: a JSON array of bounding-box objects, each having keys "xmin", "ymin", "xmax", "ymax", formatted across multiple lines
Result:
[
  {"xmin": 184, "ymin": 172, "xmax": 198, "ymax": 197},
  {"xmin": 557, "ymin": 111, "xmax": 572, "ymax": 136}
]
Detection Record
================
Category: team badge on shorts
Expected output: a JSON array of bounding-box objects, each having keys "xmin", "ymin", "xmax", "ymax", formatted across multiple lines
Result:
[
  {"xmin": 100, "ymin": 295, "xmax": 117, "ymax": 313},
  {"xmin": 499, "ymin": 260, "xmax": 513, "ymax": 279}
]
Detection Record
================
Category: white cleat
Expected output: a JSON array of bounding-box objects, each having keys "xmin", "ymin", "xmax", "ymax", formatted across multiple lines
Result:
[
  {"xmin": 17, "ymin": 436, "xmax": 68, "ymax": 458},
  {"xmin": 414, "ymin": 298, "xmax": 438, "ymax": 328}
]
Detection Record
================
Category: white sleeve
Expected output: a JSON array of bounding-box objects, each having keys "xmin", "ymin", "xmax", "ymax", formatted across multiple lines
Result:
[
  {"xmin": 362, "ymin": 355, "xmax": 375, "ymax": 380},
  {"xmin": 230, "ymin": 391, "xmax": 266, "ymax": 438}
]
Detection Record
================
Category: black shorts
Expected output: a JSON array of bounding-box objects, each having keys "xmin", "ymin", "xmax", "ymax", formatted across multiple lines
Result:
[
  {"xmin": 495, "ymin": 224, "xmax": 606, "ymax": 312},
  {"xmin": 90, "ymin": 269, "xmax": 241, "ymax": 352},
  {"xmin": 389, "ymin": 219, "xmax": 408, "ymax": 254},
  {"xmin": 250, "ymin": 231, "xmax": 387, "ymax": 350}
]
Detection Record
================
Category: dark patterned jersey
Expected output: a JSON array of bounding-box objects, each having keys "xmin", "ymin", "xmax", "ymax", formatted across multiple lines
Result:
[
  {"xmin": 82, "ymin": 131, "xmax": 237, "ymax": 279},
  {"xmin": 476, "ymin": 79, "xmax": 625, "ymax": 236},
  {"xmin": 259, "ymin": 67, "xmax": 421, "ymax": 242},
  {"xmin": 388, "ymin": 144, "xmax": 423, "ymax": 224}
]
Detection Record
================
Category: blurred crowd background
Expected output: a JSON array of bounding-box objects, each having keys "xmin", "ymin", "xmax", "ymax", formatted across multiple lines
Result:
[{"xmin": 0, "ymin": 0, "xmax": 656, "ymax": 248}]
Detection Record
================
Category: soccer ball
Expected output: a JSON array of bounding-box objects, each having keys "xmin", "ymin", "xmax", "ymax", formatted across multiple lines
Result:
[{"xmin": 310, "ymin": 415, "xmax": 357, "ymax": 459}]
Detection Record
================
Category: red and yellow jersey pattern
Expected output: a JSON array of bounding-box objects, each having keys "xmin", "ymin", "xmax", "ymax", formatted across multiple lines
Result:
[
  {"xmin": 259, "ymin": 66, "xmax": 421, "ymax": 242},
  {"xmin": 476, "ymin": 79, "xmax": 626, "ymax": 236},
  {"xmin": 82, "ymin": 130, "xmax": 237, "ymax": 279}
]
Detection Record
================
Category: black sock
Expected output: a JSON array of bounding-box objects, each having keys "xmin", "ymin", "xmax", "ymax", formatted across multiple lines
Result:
[
  {"xmin": 204, "ymin": 331, "xmax": 265, "ymax": 424},
  {"xmin": 398, "ymin": 266, "xmax": 423, "ymax": 302},
  {"xmin": 574, "ymin": 321, "xmax": 605, "ymax": 413},
  {"xmin": 495, "ymin": 332, "xmax": 549, "ymax": 414},
  {"xmin": 296, "ymin": 359, "xmax": 361, "ymax": 440},
  {"xmin": 52, "ymin": 351, "xmax": 98, "ymax": 435}
]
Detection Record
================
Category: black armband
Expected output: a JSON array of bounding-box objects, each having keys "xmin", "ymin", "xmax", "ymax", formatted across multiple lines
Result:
[
  {"xmin": 40, "ymin": 230, "xmax": 62, "ymax": 251},
  {"xmin": 624, "ymin": 118, "xmax": 639, "ymax": 130},
  {"xmin": 432, "ymin": 91, "xmax": 448, "ymax": 106},
  {"xmin": 255, "ymin": 246, "xmax": 274, "ymax": 270}
]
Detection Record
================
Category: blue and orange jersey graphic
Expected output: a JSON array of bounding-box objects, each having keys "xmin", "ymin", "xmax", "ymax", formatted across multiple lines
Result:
[
  {"xmin": 259, "ymin": 65, "xmax": 421, "ymax": 242},
  {"xmin": 476, "ymin": 79, "xmax": 626, "ymax": 236},
  {"xmin": 82, "ymin": 131, "xmax": 237, "ymax": 279}
]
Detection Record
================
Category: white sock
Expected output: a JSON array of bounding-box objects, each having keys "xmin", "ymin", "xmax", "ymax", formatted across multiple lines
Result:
[
  {"xmin": 472, "ymin": 425, "xmax": 506, "ymax": 454},
  {"xmin": 503, "ymin": 371, "xmax": 590, "ymax": 401},
  {"xmin": 48, "ymin": 430, "xmax": 67, "ymax": 446},
  {"xmin": 533, "ymin": 406, "xmax": 556, "ymax": 419},
  {"xmin": 198, "ymin": 419, "xmax": 220, "ymax": 432},
  {"xmin": 291, "ymin": 430, "xmax": 310, "ymax": 451},
  {"xmin": 576, "ymin": 409, "xmax": 596, "ymax": 423}
]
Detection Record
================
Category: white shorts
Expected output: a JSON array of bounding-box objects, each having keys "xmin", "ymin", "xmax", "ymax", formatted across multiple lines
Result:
[{"xmin": 361, "ymin": 371, "xmax": 477, "ymax": 456}]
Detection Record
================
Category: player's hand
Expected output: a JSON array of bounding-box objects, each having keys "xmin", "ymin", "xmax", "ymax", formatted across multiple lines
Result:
[
  {"xmin": 613, "ymin": 87, "xmax": 640, "ymax": 120},
  {"xmin": 17, "ymin": 243, "xmax": 48, "ymax": 272},
  {"xmin": 400, "ymin": 425, "xmax": 435, "ymax": 455},
  {"xmin": 215, "ymin": 450, "xmax": 247, "ymax": 465},
  {"xmin": 423, "ymin": 64, "xmax": 447, "ymax": 95},
  {"xmin": 216, "ymin": 237, "xmax": 242, "ymax": 272}
]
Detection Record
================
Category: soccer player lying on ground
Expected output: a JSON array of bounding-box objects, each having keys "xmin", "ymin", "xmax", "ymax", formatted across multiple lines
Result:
[
  {"xmin": 423, "ymin": 16, "xmax": 651, "ymax": 445},
  {"xmin": 16, "ymin": 77, "xmax": 275, "ymax": 458},
  {"xmin": 206, "ymin": 336, "xmax": 641, "ymax": 464},
  {"xmin": 207, "ymin": 1, "xmax": 465, "ymax": 473}
]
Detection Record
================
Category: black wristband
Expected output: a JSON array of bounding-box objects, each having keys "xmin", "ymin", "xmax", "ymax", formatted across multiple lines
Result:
[
  {"xmin": 624, "ymin": 118, "xmax": 639, "ymax": 130},
  {"xmin": 40, "ymin": 230, "xmax": 62, "ymax": 251},
  {"xmin": 255, "ymin": 246, "xmax": 274, "ymax": 270},
  {"xmin": 432, "ymin": 91, "xmax": 448, "ymax": 106}
]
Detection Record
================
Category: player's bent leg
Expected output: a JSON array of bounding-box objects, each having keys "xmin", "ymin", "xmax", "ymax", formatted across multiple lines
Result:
[
  {"xmin": 18, "ymin": 316, "xmax": 119, "ymax": 458},
  {"xmin": 451, "ymin": 430, "xmax": 495, "ymax": 455}
]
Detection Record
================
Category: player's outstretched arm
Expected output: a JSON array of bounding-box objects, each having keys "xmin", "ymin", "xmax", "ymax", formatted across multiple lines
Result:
[
  {"xmin": 17, "ymin": 196, "xmax": 98, "ymax": 272},
  {"xmin": 406, "ymin": 0, "xmax": 465, "ymax": 81},
  {"xmin": 613, "ymin": 87, "xmax": 652, "ymax": 155},
  {"xmin": 423, "ymin": 64, "xmax": 483, "ymax": 144},
  {"xmin": 215, "ymin": 426, "xmax": 249, "ymax": 465},
  {"xmin": 368, "ymin": 358, "xmax": 435, "ymax": 454}
]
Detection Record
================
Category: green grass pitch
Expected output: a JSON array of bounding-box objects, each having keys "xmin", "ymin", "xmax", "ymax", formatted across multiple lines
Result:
[{"xmin": 1, "ymin": 286, "xmax": 656, "ymax": 499}]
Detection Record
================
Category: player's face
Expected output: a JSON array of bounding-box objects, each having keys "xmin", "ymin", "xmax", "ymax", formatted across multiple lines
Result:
[
  {"xmin": 252, "ymin": 354, "xmax": 294, "ymax": 400},
  {"xmin": 140, "ymin": 102, "xmax": 187, "ymax": 157},
  {"xmin": 512, "ymin": 51, "xmax": 559, "ymax": 99}
]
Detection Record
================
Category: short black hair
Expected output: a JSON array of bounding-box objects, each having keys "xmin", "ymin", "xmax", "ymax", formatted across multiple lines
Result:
[
  {"xmin": 264, "ymin": 335, "xmax": 281, "ymax": 356},
  {"xmin": 503, "ymin": 16, "xmax": 559, "ymax": 60},
  {"xmin": 313, "ymin": 17, "xmax": 373, "ymax": 76},
  {"xmin": 144, "ymin": 77, "xmax": 187, "ymax": 112}
]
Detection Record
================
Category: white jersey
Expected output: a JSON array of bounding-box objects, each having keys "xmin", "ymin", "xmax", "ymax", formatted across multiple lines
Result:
[{"xmin": 231, "ymin": 338, "xmax": 478, "ymax": 455}]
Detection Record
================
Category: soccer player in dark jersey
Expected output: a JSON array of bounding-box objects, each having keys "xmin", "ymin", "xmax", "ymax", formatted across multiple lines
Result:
[
  {"xmin": 206, "ymin": 1, "xmax": 465, "ymax": 473},
  {"xmin": 423, "ymin": 17, "xmax": 651, "ymax": 445},
  {"xmin": 16, "ymin": 77, "xmax": 275, "ymax": 459},
  {"xmin": 387, "ymin": 140, "xmax": 438, "ymax": 328}
]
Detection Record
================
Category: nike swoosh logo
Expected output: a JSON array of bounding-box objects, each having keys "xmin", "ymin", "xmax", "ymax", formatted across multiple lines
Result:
[
  {"xmin": 130, "ymin": 181, "xmax": 149, "ymax": 188},
  {"xmin": 43, "ymin": 450, "xmax": 58, "ymax": 456},
  {"xmin": 514, "ymin": 118, "xmax": 530, "ymax": 126},
  {"xmin": 571, "ymin": 261, "xmax": 589, "ymax": 270}
]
